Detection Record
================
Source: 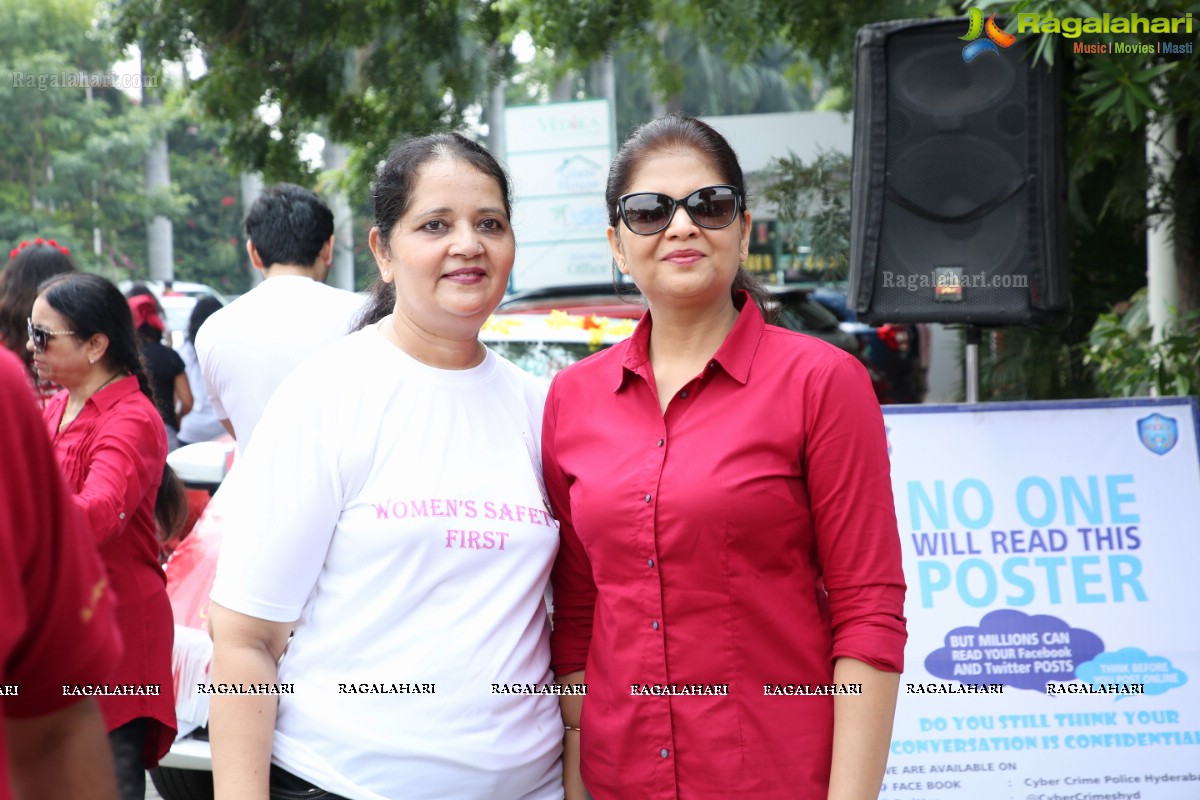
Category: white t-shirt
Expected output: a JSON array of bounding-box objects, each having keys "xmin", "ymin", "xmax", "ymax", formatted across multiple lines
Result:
[
  {"xmin": 194, "ymin": 275, "xmax": 364, "ymax": 455},
  {"xmin": 211, "ymin": 323, "xmax": 563, "ymax": 800},
  {"xmin": 176, "ymin": 341, "xmax": 226, "ymax": 444}
]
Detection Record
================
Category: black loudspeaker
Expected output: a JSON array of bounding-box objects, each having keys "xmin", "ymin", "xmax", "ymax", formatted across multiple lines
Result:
[{"xmin": 848, "ymin": 18, "xmax": 1069, "ymax": 325}]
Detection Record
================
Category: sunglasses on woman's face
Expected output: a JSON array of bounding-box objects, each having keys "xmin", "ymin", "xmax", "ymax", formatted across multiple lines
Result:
[
  {"xmin": 27, "ymin": 318, "xmax": 76, "ymax": 353},
  {"xmin": 617, "ymin": 184, "xmax": 742, "ymax": 236}
]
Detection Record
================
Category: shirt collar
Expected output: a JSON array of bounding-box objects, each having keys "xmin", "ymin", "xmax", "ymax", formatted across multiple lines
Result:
[
  {"xmin": 89, "ymin": 374, "xmax": 139, "ymax": 412},
  {"xmin": 612, "ymin": 290, "xmax": 764, "ymax": 392}
]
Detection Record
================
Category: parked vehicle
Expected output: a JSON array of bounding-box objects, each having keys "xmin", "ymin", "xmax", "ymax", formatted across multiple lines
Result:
[
  {"xmin": 809, "ymin": 287, "xmax": 926, "ymax": 404},
  {"xmin": 481, "ymin": 308, "xmax": 637, "ymax": 380},
  {"xmin": 764, "ymin": 283, "xmax": 864, "ymax": 357},
  {"xmin": 493, "ymin": 283, "xmax": 896, "ymax": 400}
]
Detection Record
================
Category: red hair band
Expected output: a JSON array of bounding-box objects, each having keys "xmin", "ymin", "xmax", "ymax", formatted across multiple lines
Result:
[{"xmin": 9, "ymin": 238, "xmax": 71, "ymax": 260}]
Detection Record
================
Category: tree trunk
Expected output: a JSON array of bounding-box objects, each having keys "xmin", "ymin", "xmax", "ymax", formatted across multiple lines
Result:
[
  {"xmin": 142, "ymin": 49, "xmax": 174, "ymax": 282},
  {"xmin": 323, "ymin": 140, "xmax": 355, "ymax": 292},
  {"xmin": 240, "ymin": 171, "xmax": 263, "ymax": 287}
]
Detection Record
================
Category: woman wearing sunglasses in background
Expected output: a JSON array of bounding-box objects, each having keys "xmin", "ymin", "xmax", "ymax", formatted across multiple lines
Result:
[
  {"xmin": 545, "ymin": 115, "xmax": 907, "ymax": 800},
  {"xmin": 0, "ymin": 238, "xmax": 78, "ymax": 404},
  {"xmin": 29, "ymin": 272, "xmax": 187, "ymax": 800}
]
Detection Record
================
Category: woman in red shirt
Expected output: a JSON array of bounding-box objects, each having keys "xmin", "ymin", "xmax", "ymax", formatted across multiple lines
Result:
[
  {"xmin": 29, "ymin": 272, "xmax": 186, "ymax": 800},
  {"xmin": 545, "ymin": 115, "xmax": 907, "ymax": 800}
]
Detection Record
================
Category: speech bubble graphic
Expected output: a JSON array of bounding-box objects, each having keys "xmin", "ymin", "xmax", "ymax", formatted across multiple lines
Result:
[
  {"xmin": 925, "ymin": 609, "xmax": 1105, "ymax": 692},
  {"xmin": 1076, "ymin": 647, "xmax": 1189, "ymax": 700}
]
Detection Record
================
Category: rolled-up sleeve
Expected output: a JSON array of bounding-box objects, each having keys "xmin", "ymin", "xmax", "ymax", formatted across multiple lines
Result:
[{"xmin": 804, "ymin": 353, "xmax": 907, "ymax": 672}]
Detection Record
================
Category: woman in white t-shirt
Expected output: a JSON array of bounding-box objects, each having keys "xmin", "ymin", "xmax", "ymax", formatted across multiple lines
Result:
[{"xmin": 208, "ymin": 133, "xmax": 563, "ymax": 800}]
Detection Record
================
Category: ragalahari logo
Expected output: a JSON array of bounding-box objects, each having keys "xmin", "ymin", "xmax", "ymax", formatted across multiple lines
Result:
[{"xmin": 961, "ymin": 8, "xmax": 1017, "ymax": 62}]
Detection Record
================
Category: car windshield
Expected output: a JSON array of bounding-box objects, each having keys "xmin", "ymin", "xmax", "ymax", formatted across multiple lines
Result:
[
  {"xmin": 480, "ymin": 310, "xmax": 635, "ymax": 380},
  {"xmin": 486, "ymin": 340, "xmax": 605, "ymax": 380}
]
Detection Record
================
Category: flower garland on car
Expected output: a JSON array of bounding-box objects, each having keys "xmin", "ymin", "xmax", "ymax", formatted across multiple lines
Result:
[{"xmin": 483, "ymin": 310, "xmax": 636, "ymax": 350}]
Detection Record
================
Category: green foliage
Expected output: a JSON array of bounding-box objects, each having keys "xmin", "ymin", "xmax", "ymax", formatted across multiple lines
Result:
[
  {"xmin": 166, "ymin": 111, "xmax": 252, "ymax": 295},
  {"xmin": 0, "ymin": 1, "xmax": 248, "ymax": 292},
  {"xmin": 978, "ymin": 327, "xmax": 1094, "ymax": 400},
  {"xmin": 114, "ymin": 0, "xmax": 509, "ymax": 203},
  {"xmin": 0, "ymin": 0, "xmax": 157, "ymax": 276},
  {"xmin": 1084, "ymin": 288, "xmax": 1200, "ymax": 397},
  {"xmin": 498, "ymin": 0, "xmax": 943, "ymax": 108},
  {"xmin": 760, "ymin": 150, "xmax": 851, "ymax": 282}
]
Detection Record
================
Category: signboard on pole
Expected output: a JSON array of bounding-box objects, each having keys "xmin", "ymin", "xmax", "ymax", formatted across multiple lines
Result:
[
  {"xmin": 881, "ymin": 398, "xmax": 1200, "ymax": 799},
  {"xmin": 505, "ymin": 99, "xmax": 613, "ymax": 291}
]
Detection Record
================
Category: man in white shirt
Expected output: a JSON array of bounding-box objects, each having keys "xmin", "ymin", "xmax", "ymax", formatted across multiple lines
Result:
[{"xmin": 195, "ymin": 184, "xmax": 365, "ymax": 456}]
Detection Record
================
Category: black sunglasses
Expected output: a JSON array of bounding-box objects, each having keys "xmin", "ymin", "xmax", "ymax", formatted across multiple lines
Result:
[
  {"xmin": 27, "ymin": 318, "xmax": 76, "ymax": 353},
  {"xmin": 617, "ymin": 184, "xmax": 742, "ymax": 236}
]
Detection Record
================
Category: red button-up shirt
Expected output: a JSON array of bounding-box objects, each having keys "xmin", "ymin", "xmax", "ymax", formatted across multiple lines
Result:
[
  {"xmin": 43, "ymin": 376, "xmax": 177, "ymax": 761},
  {"xmin": 1, "ymin": 350, "xmax": 122, "ymax": 800},
  {"xmin": 545, "ymin": 295, "xmax": 906, "ymax": 799}
]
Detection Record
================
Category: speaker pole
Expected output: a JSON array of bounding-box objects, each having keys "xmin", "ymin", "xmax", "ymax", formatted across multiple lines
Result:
[{"xmin": 964, "ymin": 326, "xmax": 982, "ymax": 403}]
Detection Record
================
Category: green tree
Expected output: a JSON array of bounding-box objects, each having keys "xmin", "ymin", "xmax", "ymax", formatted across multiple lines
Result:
[
  {"xmin": 166, "ymin": 108, "xmax": 252, "ymax": 294},
  {"xmin": 114, "ymin": 0, "xmax": 510, "ymax": 203},
  {"xmin": 0, "ymin": 0, "xmax": 177, "ymax": 277},
  {"xmin": 761, "ymin": 150, "xmax": 852, "ymax": 282}
]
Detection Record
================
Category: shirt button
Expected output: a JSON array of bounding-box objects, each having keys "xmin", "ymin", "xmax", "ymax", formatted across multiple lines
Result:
[
  {"xmin": 647, "ymin": 558, "xmax": 654, "ymax": 568},
  {"xmin": 680, "ymin": 390, "xmax": 689, "ymax": 398},
  {"xmin": 645, "ymin": 493, "xmax": 651, "ymax": 503},
  {"xmin": 657, "ymin": 438, "xmax": 664, "ymax": 447},
  {"xmin": 660, "ymin": 748, "xmax": 670, "ymax": 758},
  {"xmin": 119, "ymin": 513, "xmax": 125, "ymax": 520},
  {"xmin": 651, "ymin": 620, "xmax": 659, "ymax": 630},
  {"xmin": 709, "ymin": 361, "xmax": 715, "ymax": 369}
]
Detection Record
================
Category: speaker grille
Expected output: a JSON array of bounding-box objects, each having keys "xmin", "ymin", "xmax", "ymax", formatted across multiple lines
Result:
[{"xmin": 849, "ymin": 18, "xmax": 1068, "ymax": 326}]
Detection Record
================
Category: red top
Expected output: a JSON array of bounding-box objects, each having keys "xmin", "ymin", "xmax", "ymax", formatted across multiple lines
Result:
[
  {"xmin": 43, "ymin": 375, "xmax": 177, "ymax": 764},
  {"xmin": 0, "ymin": 349, "xmax": 122, "ymax": 800},
  {"xmin": 545, "ymin": 294, "xmax": 907, "ymax": 799}
]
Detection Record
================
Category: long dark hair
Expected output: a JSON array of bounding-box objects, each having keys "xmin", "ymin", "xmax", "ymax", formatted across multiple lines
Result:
[
  {"xmin": 605, "ymin": 114, "xmax": 775, "ymax": 322},
  {"xmin": 354, "ymin": 132, "xmax": 513, "ymax": 330},
  {"xmin": 38, "ymin": 273, "xmax": 188, "ymax": 541},
  {"xmin": 0, "ymin": 241, "xmax": 78, "ymax": 371},
  {"xmin": 188, "ymin": 296, "xmax": 224, "ymax": 345}
]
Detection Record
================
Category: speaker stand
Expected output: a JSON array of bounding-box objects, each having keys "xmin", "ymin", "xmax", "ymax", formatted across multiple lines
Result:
[{"xmin": 964, "ymin": 326, "xmax": 982, "ymax": 403}]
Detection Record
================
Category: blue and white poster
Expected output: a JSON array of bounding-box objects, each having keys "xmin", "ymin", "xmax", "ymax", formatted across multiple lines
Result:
[{"xmin": 882, "ymin": 398, "xmax": 1200, "ymax": 799}]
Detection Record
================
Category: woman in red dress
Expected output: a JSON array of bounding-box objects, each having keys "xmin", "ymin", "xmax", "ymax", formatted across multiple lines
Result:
[{"xmin": 29, "ymin": 272, "xmax": 187, "ymax": 800}]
